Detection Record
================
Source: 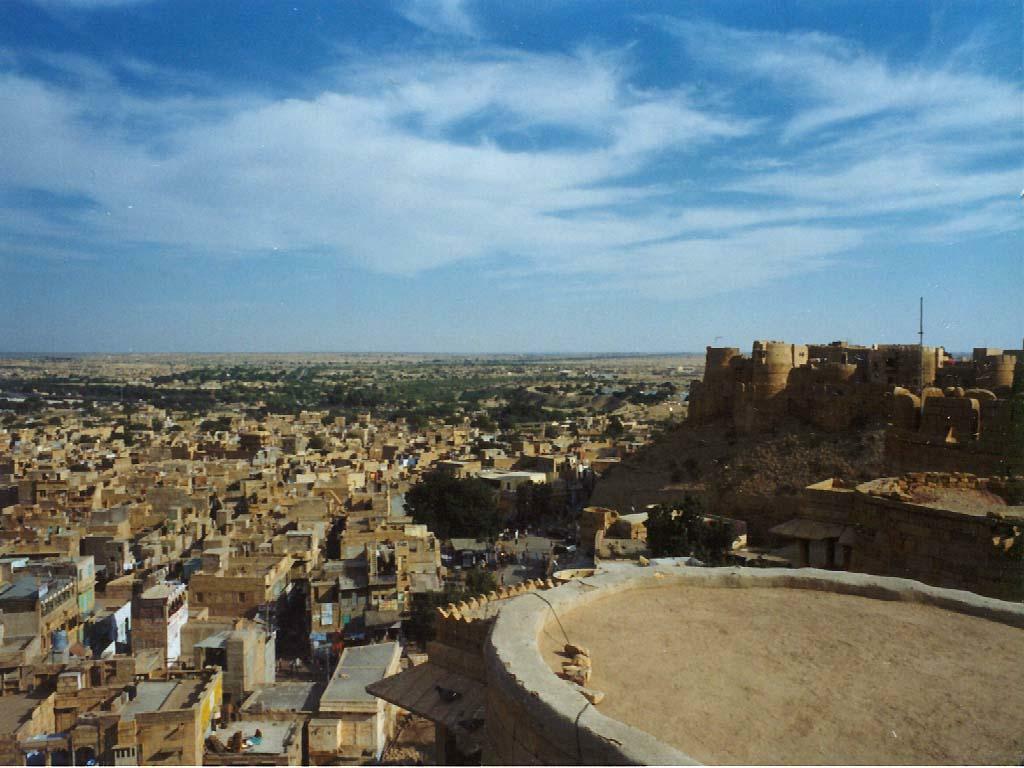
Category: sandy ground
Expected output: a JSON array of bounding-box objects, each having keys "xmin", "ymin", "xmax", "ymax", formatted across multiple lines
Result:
[{"xmin": 541, "ymin": 584, "xmax": 1024, "ymax": 765}]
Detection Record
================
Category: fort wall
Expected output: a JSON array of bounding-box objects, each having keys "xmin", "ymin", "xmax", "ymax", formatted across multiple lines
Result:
[
  {"xmin": 887, "ymin": 386, "xmax": 1021, "ymax": 475},
  {"xmin": 689, "ymin": 340, "xmax": 946, "ymax": 434},
  {"xmin": 689, "ymin": 339, "xmax": 1022, "ymax": 474},
  {"xmin": 796, "ymin": 476, "xmax": 1023, "ymax": 601}
]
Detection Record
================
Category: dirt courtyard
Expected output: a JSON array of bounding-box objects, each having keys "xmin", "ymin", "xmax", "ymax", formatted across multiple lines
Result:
[{"xmin": 540, "ymin": 583, "xmax": 1024, "ymax": 765}]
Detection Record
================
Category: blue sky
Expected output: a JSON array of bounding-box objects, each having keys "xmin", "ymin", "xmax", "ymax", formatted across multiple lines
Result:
[{"xmin": 1, "ymin": 0, "xmax": 1020, "ymax": 354}]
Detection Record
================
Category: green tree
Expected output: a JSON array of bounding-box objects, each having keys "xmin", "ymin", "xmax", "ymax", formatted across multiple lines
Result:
[
  {"xmin": 471, "ymin": 414, "xmax": 497, "ymax": 432},
  {"xmin": 199, "ymin": 416, "xmax": 232, "ymax": 433},
  {"xmin": 464, "ymin": 567, "xmax": 498, "ymax": 597},
  {"xmin": 514, "ymin": 481, "xmax": 556, "ymax": 528},
  {"xmin": 405, "ymin": 412, "xmax": 429, "ymax": 431},
  {"xmin": 404, "ymin": 591, "xmax": 450, "ymax": 647},
  {"xmin": 514, "ymin": 483, "xmax": 532, "ymax": 527},
  {"xmin": 404, "ymin": 569, "xmax": 497, "ymax": 647},
  {"xmin": 644, "ymin": 495, "xmax": 735, "ymax": 565},
  {"xmin": 404, "ymin": 470, "xmax": 500, "ymax": 540}
]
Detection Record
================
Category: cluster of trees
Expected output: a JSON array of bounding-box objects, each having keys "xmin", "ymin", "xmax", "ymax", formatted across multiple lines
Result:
[
  {"xmin": 0, "ymin": 397, "xmax": 47, "ymax": 416},
  {"xmin": 403, "ymin": 470, "xmax": 501, "ymax": 540},
  {"xmin": 471, "ymin": 414, "xmax": 497, "ymax": 432},
  {"xmin": 152, "ymin": 366, "xmax": 312, "ymax": 385},
  {"xmin": 513, "ymin": 481, "xmax": 557, "ymax": 529},
  {"xmin": 620, "ymin": 381, "xmax": 678, "ymax": 405},
  {"xmin": 496, "ymin": 387, "xmax": 570, "ymax": 428},
  {"xmin": 669, "ymin": 456, "xmax": 703, "ymax": 483},
  {"xmin": 604, "ymin": 416, "xmax": 625, "ymax": 438},
  {"xmin": 644, "ymin": 495, "xmax": 735, "ymax": 565},
  {"xmin": 199, "ymin": 415, "xmax": 233, "ymax": 433},
  {"xmin": 404, "ymin": 470, "xmax": 566, "ymax": 540},
  {"xmin": 404, "ymin": 566, "xmax": 499, "ymax": 646}
]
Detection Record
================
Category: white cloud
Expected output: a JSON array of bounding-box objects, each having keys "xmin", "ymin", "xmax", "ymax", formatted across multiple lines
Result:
[
  {"xmin": 909, "ymin": 200, "xmax": 1022, "ymax": 242},
  {"xmin": 662, "ymin": 20, "xmax": 1021, "ymax": 143},
  {"xmin": 396, "ymin": 0, "xmax": 479, "ymax": 37},
  {"xmin": 30, "ymin": 0, "xmax": 152, "ymax": 8},
  {"xmin": 1, "ymin": 20, "xmax": 1017, "ymax": 302},
  {"xmin": 1, "ymin": 46, "xmax": 783, "ymax": 287},
  {"xmin": 659, "ymin": 18, "xmax": 1021, "ymax": 245},
  {"xmin": 731, "ymin": 153, "xmax": 1019, "ymax": 213}
]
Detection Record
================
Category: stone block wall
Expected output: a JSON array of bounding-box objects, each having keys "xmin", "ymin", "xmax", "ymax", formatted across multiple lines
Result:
[
  {"xmin": 798, "ymin": 477, "xmax": 1023, "ymax": 600},
  {"xmin": 884, "ymin": 382, "xmax": 1020, "ymax": 475},
  {"xmin": 689, "ymin": 342, "xmax": 913, "ymax": 433},
  {"xmin": 920, "ymin": 396, "xmax": 980, "ymax": 442},
  {"xmin": 885, "ymin": 431, "xmax": 1008, "ymax": 476}
]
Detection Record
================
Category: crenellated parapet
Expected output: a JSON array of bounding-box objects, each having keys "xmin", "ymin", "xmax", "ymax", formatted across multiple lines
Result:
[
  {"xmin": 428, "ymin": 579, "xmax": 558, "ymax": 683},
  {"xmin": 435, "ymin": 577, "xmax": 555, "ymax": 627}
]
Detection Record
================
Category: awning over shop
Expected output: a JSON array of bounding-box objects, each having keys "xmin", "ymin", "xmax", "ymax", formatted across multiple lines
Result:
[
  {"xmin": 770, "ymin": 518, "xmax": 847, "ymax": 541},
  {"xmin": 837, "ymin": 526, "xmax": 860, "ymax": 547},
  {"xmin": 366, "ymin": 661, "xmax": 486, "ymax": 751},
  {"xmin": 363, "ymin": 609, "xmax": 401, "ymax": 630}
]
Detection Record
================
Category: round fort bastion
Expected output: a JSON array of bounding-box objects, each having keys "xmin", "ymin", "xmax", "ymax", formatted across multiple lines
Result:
[{"xmin": 481, "ymin": 563, "xmax": 1024, "ymax": 765}]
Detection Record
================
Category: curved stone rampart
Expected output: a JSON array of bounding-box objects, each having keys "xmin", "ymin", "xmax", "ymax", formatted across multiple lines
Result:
[{"xmin": 482, "ymin": 564, "xmax": 1024, "ymax": 765}]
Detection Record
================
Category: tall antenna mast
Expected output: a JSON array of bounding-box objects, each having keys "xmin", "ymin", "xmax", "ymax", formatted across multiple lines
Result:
[{"xmin": 918, "ymin": 297, "xmax": 924, "ymax": 392}]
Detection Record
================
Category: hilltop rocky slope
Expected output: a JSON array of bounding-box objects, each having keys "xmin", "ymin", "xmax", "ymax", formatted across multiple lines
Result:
[{"xmin": 589, "ymin": 417, "xmax": 886, "ymax": 536}]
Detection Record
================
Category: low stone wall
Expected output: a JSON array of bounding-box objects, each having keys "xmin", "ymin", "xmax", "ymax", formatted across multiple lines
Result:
[
  {"xmin": 429, "ymin": 579, "xmax": 557, "ymax": 684},
  {"xmin": 799, "ymin": 478, "xmax": 1023, "ymax": 600},
  {"xmin": 481, "ymin": 563, "xmax": 1024, "ymax": 766}
]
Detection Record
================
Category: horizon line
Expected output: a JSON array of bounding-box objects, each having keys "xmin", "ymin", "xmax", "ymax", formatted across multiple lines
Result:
[
  {"xmin": 0, "ymin": 350, "xmax": 706, "ymax": 358},
  {"xmin": 0, "ymin": 344, "xmax": 998, "ymax": 359}
]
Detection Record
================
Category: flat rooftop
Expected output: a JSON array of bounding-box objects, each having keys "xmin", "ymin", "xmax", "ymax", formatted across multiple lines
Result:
[
  {"xmin": 322, "ymin": 642, "xmax": 398, "ymax": 705},
  {"xmin": 0, "ymin": 577, "xmax": 51, "ymax": 602},
  {"xmin": 213, "ymin": 720, "xmax": 295, "ymax": 756},
  {"xmin": 122, "ymin": 678, "xmax": 208, "ymax": 720},
  {"xmin": 121, "ymin": 681, "xmax": 178, "ymax": 721},
  {"xmin": 541, "ymin": 584, "xmax": 1024, "ymax": 765},
  {"xmin": 242, "ymin": 682, "xmax": 323, "ymax": 713},
  {"xmin": 140, "ymin": 583, "xmax": 184, "ymax": 601}
]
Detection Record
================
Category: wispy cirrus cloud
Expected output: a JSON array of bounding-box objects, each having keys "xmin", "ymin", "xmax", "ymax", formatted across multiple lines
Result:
[
  {"xmin": 662, "ymin": 20, "xmax": 1021, "ymax": 142},
  {"xmin": 396, "ymin": 0, "xmax": 480, "ymax": 38},
  {"xmin": 1, "ymin": 43, "xmax": 792, "ymax": 291},
  {"xmin": 0, "ymin": 15, "xmax": 1018, "ymax": 306},
  {"xmin": 29, "ymin": 0, "xmax": 153, "ymax": 9},
  {"xmin": 660, "ymin": 19, "xmax": 1021, "ymax": 242}
]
